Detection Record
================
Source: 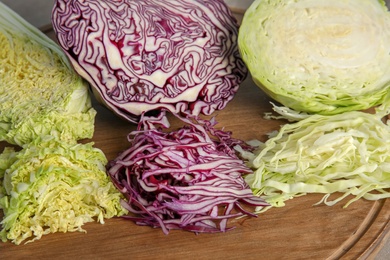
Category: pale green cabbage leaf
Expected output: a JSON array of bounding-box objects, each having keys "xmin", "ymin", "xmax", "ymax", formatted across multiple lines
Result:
[
  {"xmin": 237, "ymin": 111, "xmax": 390, "ymax": 212},
  {"xmin": 238, "ymin": 0, "xmax": 390, "ymax": 115},
  {"xmin": 0, "ymin": 2, "xmax": 96, "ymax": 145},
  {"xmin": 0, "ymin": 136, "xmax": 126, "ymax": 245}
]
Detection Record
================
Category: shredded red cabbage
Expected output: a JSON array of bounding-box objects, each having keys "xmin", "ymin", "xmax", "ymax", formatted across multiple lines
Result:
[{"xmin": 107, "ymin": 114, "xmax": 268, "ymax": 234}]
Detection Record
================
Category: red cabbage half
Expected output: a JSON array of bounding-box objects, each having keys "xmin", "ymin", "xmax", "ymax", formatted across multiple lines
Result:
[
  {"xmin": 52, "ymin": 0, "xmax": 247, "ymax": 123},
  {"xmin": 107, "ymin": 114, "xmax": 268, "ymax": 234}
]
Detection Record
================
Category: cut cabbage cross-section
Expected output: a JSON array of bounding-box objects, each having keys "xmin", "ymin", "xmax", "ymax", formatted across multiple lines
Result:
[
  {"xmin": 238, "ymin": 0, "xmax": 390, "ymax": 115},
  {"xmin": 52, "ymin": 0, "xmax": 247, "ymax": 124}
]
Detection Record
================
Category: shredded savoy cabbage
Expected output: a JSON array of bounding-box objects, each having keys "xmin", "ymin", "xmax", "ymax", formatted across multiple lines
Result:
[
  {"xmin": 0, "ymin": 2, "xmax": 96, "ymax": 146},
  {"xmin": 0, "ymin": 137, "xmax": 126, "ymax": 245}
]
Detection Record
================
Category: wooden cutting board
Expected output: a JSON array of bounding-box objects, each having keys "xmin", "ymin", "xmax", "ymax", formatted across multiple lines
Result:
[
  {"xmin": 1, "ymin": 11, "xmax": 389, "ymax": 260},
  {"xmin": 1, "ymin": 76, "xmax": 389, "ymax": 260}
]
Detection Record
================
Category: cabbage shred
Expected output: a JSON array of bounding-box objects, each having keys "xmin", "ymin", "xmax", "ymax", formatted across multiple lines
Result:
[{"xmin": 238, "ymin": 111, "xmax": 390, "ymax": 211}]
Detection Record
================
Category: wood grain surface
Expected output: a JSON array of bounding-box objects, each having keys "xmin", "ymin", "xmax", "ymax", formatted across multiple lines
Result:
[{"xmin": 1, "ymin": 11, "xmax": 390, "ymax": 260}]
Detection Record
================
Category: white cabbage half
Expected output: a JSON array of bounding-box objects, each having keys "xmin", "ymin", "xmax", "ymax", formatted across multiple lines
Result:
[{"xmin": 239, "ymin": 0, "xmax": 390, "ymax": 115}]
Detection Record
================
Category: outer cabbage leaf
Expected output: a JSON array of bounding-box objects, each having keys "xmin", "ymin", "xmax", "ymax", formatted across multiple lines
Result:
[
  {"xmin": 237, "ymin": 111, "xmax": 390, "ymax": 210},
  {"xmin": 0, "ymin": 137, "xmax": 126, "ymax": 245},
  {"xmin": 0, "ymin": 2, "xmax": 96, "ymax": 146},
  {"xmin": 238, "ymin": 0, "xmax": 390, "ymax": 115}
]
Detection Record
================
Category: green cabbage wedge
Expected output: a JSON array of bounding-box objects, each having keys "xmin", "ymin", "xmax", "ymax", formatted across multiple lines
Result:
[
  {"xmin": 238, "ymin": 0, "xmax": 390, "ymax": 115},
  {"xmin": 0, "ymin": 2, "xmax": 96, "ymax": 146},
  {"xmin": 0, "ymin": 137, "xmax": 126, "ymax": 245}
]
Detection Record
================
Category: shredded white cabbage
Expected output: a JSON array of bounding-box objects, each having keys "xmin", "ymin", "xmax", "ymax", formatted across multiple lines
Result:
[{"xmin": 238, "ymin": 111, "xmax": 390, "ymax": 211}]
